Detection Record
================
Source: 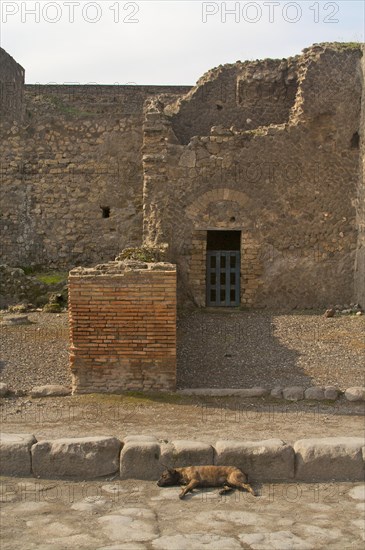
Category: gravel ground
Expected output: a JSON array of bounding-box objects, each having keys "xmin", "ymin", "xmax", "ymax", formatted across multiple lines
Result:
[
  {"xmin": 177, "ymin": 309, "xmax": 365, "ymax": 390},
  {"xmin": 0, "ymin": 309, "xmax": 364, "ymax": 392},
  {"xmin": 0, "ymin": 312, "xmax": 71, "ymax": 391}
]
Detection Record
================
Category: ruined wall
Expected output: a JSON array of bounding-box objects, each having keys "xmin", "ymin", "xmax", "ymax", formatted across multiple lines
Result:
[
  {"xmin": 0, "ymin": 82, "xmax": 190, "ymax": 268},
  {"xmin": 69, "ymin": 261, "xmax": 176, "ymax": 393},
  {"xmin": 168, "ymin": 58, "xmax": 298, "ymax": 145},
  {"xmin": 143, "ymin": 44, "xmax": 363, "ymax": 309},
  {"xmin": 0, "ymin": 48, "xmax": 24, "ymax": 121},
  {"xmin": 355, "ymin": 45, "xmax": 365, "ymax": 307},
  {"xmin": 1, "ymin": 44, "xmax": 363, "ymax": 310}
]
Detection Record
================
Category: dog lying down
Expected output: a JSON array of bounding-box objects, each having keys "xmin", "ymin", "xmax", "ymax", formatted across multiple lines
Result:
[{"xmin": 157, "ymin": 465, "xmax": 256, "ymax": 499}]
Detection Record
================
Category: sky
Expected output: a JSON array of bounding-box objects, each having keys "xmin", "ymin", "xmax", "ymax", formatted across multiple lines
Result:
[{"xmin": 0, "ymin": 1, "xmax": 364, "ymax": 85}]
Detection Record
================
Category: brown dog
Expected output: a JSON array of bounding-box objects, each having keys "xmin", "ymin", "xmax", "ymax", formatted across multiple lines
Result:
[{"xmin": 157, "ymin": 465, "xmax": 256, "ymax": 499}]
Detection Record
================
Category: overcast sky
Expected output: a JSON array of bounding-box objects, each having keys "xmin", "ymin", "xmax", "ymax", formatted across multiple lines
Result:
[{"xmin": 0, "ymin": 1, "xmax": 364, "ymax": 85}]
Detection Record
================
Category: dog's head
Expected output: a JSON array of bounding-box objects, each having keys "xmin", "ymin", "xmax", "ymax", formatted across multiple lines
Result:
[{"xmin": 157, "ymin": 467, "xmax": 180, "ymax": 487}]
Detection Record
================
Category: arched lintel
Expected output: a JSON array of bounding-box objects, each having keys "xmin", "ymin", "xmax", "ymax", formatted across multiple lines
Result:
[{"xmin": 186, "ymin": 188, "xmax": 250, "ymax": 219}]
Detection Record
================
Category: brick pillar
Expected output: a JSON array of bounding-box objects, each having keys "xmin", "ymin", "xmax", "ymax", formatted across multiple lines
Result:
[{"xmin": 69, "ymin": 264, "xmax": 176, "ymax": 393}]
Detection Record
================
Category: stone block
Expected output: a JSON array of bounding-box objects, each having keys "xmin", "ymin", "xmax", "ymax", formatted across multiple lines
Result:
[
  {"xmin": 282, "ymin": 386, "xmax": 304, "ymax": 401},
  {"xmin": 178, "ymin": 387, "xmax": 268, "ymax": 397},
  {"xmin": 215, "ymin": 439, "xmax": 294, "ymax": 481},
  {"xmin": 179, "ymin": 150, "xmax": 196, "ymax": 168},
  {"xmin": 31, "ymin": 436, "xmax": 121, "ymax": 479},
  {"xmin": 345, "ymin": 387, "xmax": 365, "ymax": 402},
  {"xmin": 238, "ymin": 387, "xmax": 269, "ymax": 397},
  {"xmin": 124, "ymin": 435, "xmax": 159, "ymax": 444},
  {"xmin": 271, "ymin": 387, "xmax": 283, "ymax": 399},
  {"xmin": 0, "ymin": 433, "xmax": 36, "ymax": 476},
  {"xmin": 160, "ymin": 440, "xmax": 214, "ymax": 468},
  {"xmin": 294, "ymin": 437, "xmax": 365, "ymax": 481},
  {"xmin": 304, "ymin": 387, "xmax": 325, "ymax": 400},
  {"xmin": 30, "ymin": 385, "xmax": 71, "ymax": 397},
  {"xmin": 120, "ymin": 437, "xmax": 161, "ymax": 480},
  {"xmin": 324, "ymin": 386, "xmax": 339, "ymax": 400}
]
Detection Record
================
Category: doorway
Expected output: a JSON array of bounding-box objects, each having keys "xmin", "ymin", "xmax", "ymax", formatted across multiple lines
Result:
[{"xmin": 206, "ymin": 230, "xmax": 241, "ymax": 307}]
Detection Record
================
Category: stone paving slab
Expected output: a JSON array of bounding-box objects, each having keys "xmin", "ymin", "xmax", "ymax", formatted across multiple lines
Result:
[{"xmin": 0, "ymin": 477, "xmax": 364, "ymax": 549}]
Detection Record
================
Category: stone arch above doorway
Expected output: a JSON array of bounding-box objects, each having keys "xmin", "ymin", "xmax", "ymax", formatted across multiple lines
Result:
[{"xmin": 186, "ymin": 188, "xmax": 251, "ymax": 224}]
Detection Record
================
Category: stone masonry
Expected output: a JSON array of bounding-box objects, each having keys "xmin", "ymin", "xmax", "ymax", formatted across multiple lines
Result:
[
  {"xmin": 68, "ymin": 261, "xmax": 176, "ymax": 393},
  {"xmin": 1, "ymin": 43, "xmax": 364, "ymax": 309},
  {"xmin": 143, "ymin": 43, "xmax": 365, "ymax": 308},
  {"xmin": 0, "ymin": 49, "xmax": 190, "ymax": 268},
  {"xmin": 355, "ymin": 47, "xmax": 365, "ymax": 308},
  {"xmin": 0, "ymin": 49, "xmax": 24, "ymax": 121}
]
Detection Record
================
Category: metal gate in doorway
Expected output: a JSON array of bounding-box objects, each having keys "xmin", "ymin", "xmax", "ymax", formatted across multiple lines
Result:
[{"xmin": 206, "ymin": 251, "xmax": 240, "ymax": 307}]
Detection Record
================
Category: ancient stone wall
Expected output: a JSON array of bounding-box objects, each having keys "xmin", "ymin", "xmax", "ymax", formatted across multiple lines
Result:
[
  {"xmin": 1, "ymin": 44, "xmax": 363, "ymax": 310},
  {"xmin": 168, "ymin": 58, "xmax": 298, "ymax": 145},
  {"xmin": 0, "ymin": 82, "xmax": 190, "ymax": 268},
  {"xmin": 355, "ymin": 45, "xmax": 365, "ymax": 307},
  {"xmin": 143, "ymin": 44, "xmax": 363, "ymax": 309},
  {"xmin": 0, "ymin": 48, "xmax": 24, "ymax": 121},
  {"xmin": 69, "ymin": 261, "xmax": 176, "ymax": 393}
]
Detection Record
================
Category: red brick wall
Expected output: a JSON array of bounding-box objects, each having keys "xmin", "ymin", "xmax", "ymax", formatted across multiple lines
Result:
[{"xmin": 69, "ymin": 268, "xmax": 176, "ymax": 393}]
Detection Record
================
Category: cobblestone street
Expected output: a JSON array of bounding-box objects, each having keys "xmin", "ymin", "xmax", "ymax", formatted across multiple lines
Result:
[{"xmin": 1, "ymin": 478, "xmax": 364, "ymax": 549}]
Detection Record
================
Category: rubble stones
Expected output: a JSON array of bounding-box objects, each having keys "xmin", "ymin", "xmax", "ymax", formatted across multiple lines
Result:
[
  {"xmin": 345, "ymin": 387, "xmax": 365, "ymax": 402},
  {"xmin": 0, "ymin": 382, "xmax": 360, "ymax": 401},
  {"xmin": 178, "ymin": 386, "xmax": 360, "ymax": 402},
  {"xmin": 270, "ymin": 387, "xmax": 283, "ymax": 399},
  {"xmin": 282, "ymin": 386, "xmax": 305, "ymax": 401},
  {"xmin": 0, "ymin": 265, "xmax": 47, "ymax": 308},
  {"xmin": 324, "ymin": 386, "xmax": 339, "ymax": 400},
  {"xmin": 304, "ymin": 387, "xmax": 325, "ymax": 400},
  {"xmin": 1, "ymin": 315, "xmax": 32, "ymax": 326},
  {"xmin": 30, "ymin": 385, "xmax": 71, "ymax": 397}
]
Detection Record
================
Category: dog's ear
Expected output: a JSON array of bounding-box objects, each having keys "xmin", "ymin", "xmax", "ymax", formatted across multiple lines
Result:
[{"xmin": 160, "ymin": 462, "xmax": 175, "ymax": 473}]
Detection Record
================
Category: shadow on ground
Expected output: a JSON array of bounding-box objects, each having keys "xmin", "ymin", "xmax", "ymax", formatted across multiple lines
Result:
[{"xmin": 177, "ymin": 310, "xmax": 313, "ymax": 389}]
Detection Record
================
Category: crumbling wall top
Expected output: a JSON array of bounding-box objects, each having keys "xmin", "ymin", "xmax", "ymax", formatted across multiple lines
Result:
[
  {"xmin": 154, "ymin": 42, "xmax": 363, "ymax": 145},
  {"xmin": 69, "ymin": 261, "xmax": 176, "ymax": 277}
]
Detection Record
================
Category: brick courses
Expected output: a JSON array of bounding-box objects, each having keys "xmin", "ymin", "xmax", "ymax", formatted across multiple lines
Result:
[{"xmin": 69, "ymin": 263, "xmax": 176, "ymax": 393}]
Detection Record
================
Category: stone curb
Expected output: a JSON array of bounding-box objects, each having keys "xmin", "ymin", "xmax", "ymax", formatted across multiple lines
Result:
[
  {"xmin": 177, "ymin": 386, "xmax": 365, "ymax": 402},
  {"xmin": 1, "ymin": 434, "xmax": 364, "ymax": 482},
  {"xmin": 31, "ymin": 436, "xmax": 121, "ymax": 479},
  {"xmin": 1, "ymin": 385, "xmax": 365, "ymax": 402}
]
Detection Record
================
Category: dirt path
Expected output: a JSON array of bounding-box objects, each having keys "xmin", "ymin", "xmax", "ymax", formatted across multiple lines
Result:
[{"xmin": 1, "ymin": 394, "xmax": 364, "ymax": 443}]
